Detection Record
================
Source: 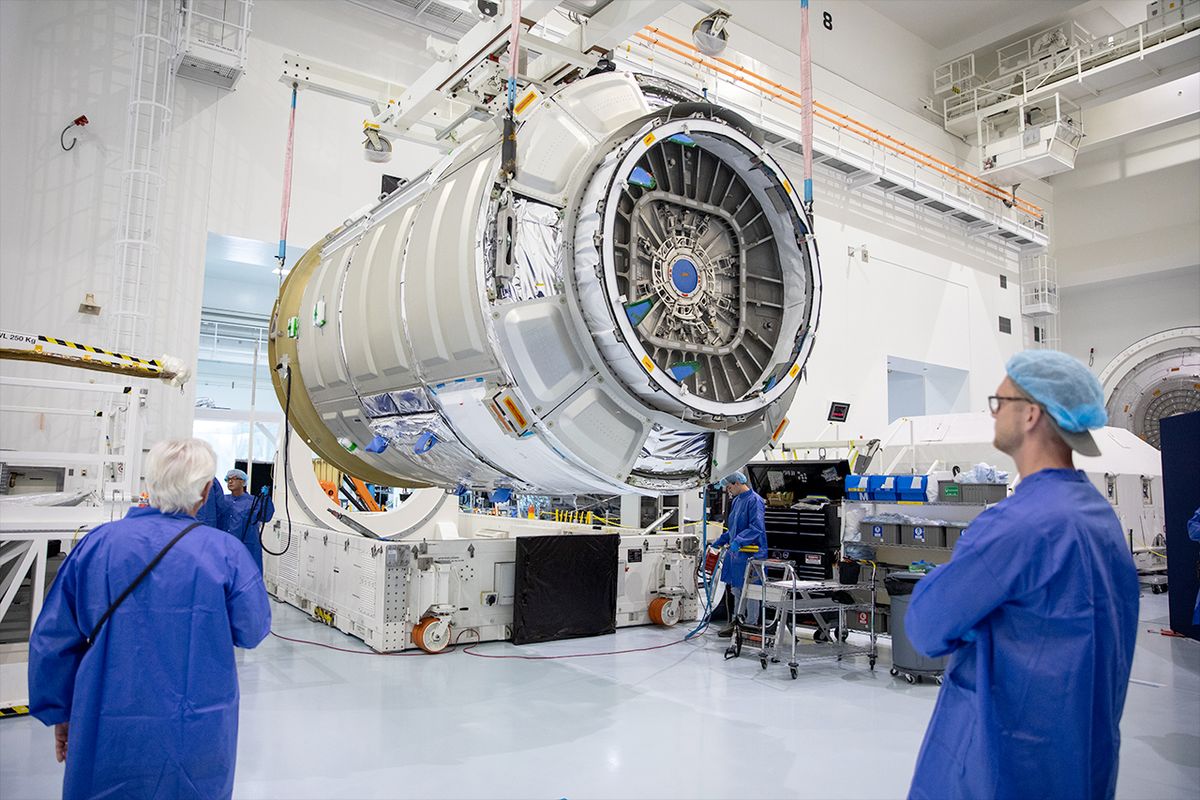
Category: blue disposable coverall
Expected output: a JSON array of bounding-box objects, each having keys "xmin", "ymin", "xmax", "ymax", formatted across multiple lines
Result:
[
  {"xmin": 905, "ymin": 469, "xmax": 1139, "ymax": 800},
  {"xmin": 28, "ymin": 506, "xmax": 271, "ymax": 800},
  {"xmin": 220, "ymin": 491, "xmax": 275, "ymax": 573},
  {"xmin": 195, "ymin": 477, "xmax": 224, "ymax": 528},
  {"xmin": 712, "ymin": 489, "xmax": 767, "ymax": 589}
]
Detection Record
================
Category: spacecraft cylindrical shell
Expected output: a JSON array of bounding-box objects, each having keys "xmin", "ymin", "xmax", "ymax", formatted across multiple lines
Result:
[{"xmin": 270, "ymin": 73, "xmax": 821, "ymax": 495}]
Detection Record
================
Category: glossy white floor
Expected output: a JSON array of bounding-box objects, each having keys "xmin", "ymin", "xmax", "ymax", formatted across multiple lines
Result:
[{"xmin": 2, "ymin": 592, "xmax": 1197, "ymax": 799}]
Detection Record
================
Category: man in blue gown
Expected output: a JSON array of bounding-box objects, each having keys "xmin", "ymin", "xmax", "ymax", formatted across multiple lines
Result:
[
  {"xmin": 906, "ymin": 350, "xmax": 1139, "ymax": 800},
  {"xmin": 195, "ymin": 476, "xmax": 224, "ymax": 528},
  {"xmin": 28, "ymin": 439, "xmax": 271, "ymax": 800},
  {"xmin": 219, "ymin": 468, "xmax": 274, "ymax": 573},
  {"xmin": 711, "ymin": 471, "xmax": 767, "ymax": 637}
]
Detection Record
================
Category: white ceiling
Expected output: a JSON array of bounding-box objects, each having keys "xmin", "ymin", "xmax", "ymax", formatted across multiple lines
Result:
[{"xmin": 860, "ymin": 0, "xmax": 1083, "ymax": 51}]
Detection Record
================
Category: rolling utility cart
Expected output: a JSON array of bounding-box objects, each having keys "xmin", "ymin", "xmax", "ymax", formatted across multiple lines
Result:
[{"xmin": 724, "ymin": 558, "xmax": 879, "ymax": 679}]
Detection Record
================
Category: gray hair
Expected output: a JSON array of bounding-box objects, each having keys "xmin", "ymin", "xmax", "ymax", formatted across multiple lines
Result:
[{"xmin": 145, "ymin": 438, "xmax": 217, "ymax": 514}]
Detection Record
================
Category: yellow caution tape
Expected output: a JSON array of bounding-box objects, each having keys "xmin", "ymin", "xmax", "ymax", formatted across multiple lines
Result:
[{"xmin": 38, "ymin": 336, "xmax": 162, "ymax": 369}]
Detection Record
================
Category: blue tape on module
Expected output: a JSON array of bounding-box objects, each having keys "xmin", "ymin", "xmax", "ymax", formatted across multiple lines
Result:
[{"xmin": 414, "ymin": 431, "xmax": 439, "ymax": 455}]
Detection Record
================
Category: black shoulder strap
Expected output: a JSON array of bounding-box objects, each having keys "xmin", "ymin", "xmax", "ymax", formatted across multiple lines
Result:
[{"xmin": 86, "ymin": 521, "xmax": 203, "ymax": 648}]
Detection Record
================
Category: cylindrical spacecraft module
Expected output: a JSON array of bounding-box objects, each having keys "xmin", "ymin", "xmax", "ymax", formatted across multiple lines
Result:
[{"xmin": 270, "ymin": 72, "xmax": 821, "ymax": 495}]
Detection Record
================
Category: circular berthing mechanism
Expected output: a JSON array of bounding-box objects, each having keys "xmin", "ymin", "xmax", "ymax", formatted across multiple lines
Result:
[
  {"xmin": 1101, "ymin": 329, "xmax": 1200, "ymax": 449},
  {"xmin": 270, "ymin": 72, "xmax": 820, "ymax": 496},
  {"xmin": 605, "ymin": 129, "xmax": 803, "ymax": 407}
]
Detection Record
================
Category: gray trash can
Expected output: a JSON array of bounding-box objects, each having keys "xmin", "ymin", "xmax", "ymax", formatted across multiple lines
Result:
[{"xmin": 886, "ymin": 571, "xmax": 948, "ymax": 684}]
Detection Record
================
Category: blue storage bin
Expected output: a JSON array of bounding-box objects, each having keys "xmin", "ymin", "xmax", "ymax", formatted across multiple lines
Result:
[
  {"xmin": 868, "ymin": 475, "xmax": 899, "ymax": 501},
  {"xmin": 845, "ymin": 475, "xmax": 870, "ymax": 501},
  {"xmin": 897, "ymin": 475, "xmax": 928, "ymax": 503}
]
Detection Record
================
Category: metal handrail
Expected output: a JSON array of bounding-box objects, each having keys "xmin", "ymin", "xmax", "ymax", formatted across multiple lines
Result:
[{"xmin": 635, "ymin": 27, "xmax": 1044, "ymax": 222}]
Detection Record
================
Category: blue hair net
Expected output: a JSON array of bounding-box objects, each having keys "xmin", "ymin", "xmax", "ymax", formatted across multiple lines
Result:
[
  {"xmin": 225, "ymin": 468, "xmax": 249, "ymax": 482},
  {"xmin": 715, "ymin": 470, "xmax": 749, "ymax": 488},
  {"xmin": 1005, "ymin": 350, "xmax": 1106, "ymax": 433}
]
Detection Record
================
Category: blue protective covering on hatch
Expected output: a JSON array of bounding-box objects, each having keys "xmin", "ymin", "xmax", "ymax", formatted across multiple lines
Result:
[
  {"xmin": 671, "ymin": 259, "xmax": 699, "ymax": 294},
  {"xmin": 668, "ymin": 361, "xmax": 699, "ymax": 382},
  {"xmin": 625, "ymin": 297, "xmax": 654, "ymax": 327},
  {"xmin": 628, "ymin": 166, "xmax": 656, "ymax": 189}
]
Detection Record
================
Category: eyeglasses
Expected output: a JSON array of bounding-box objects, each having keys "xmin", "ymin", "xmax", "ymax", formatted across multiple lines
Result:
[{"xmin": 988, "ymin": 395, "xmax": 1033, "ymax": 414}]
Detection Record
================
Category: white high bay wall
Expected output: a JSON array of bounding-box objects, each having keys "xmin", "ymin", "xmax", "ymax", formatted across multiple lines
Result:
[
  {"xmin": 0, "ymin": 1, "xmax": 438, "ymax": 467},
  {"xmin": 1054, "ymin": 119, "xmax": 1200, "ymax": 372},
  {"xmin": 710, "ymin": 2, "xmax": 1032, "ymax": 441},
  {"xmin": 1, "ymin": 0, "xmax": 1035, "ymax": 470}
]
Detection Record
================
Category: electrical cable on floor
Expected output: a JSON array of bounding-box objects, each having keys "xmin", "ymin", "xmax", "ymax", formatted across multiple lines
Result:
[
  {"xmin": 269, "ymin": 630, "xmax": 437, "ymax": 656},
  {"xmin": 462, "ymin": 638, "xmax": 690, "ymax": 661},
  {"xmin": 454, "ymin": 621, "xmax": 698, "ymax": 659},
  {"xmin": 272, "ymin": 616, "xmax": 715, "ymax": 661}
]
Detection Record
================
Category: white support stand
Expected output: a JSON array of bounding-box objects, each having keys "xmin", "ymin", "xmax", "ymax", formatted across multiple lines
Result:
[
  {"xmin": 0, "ymin": 376, "xmax": 147, "ymax": 501},
  {"xmin": 261, "ymin": 431, "xmax": 701, "ymax": 652},
  {"xmin": 0, "ymin": 507, "xmax": 114, "ymax": 707}
]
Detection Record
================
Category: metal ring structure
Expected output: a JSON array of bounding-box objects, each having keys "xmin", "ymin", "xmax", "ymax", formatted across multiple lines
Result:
[{"xmin": 1100, "ymin": 327, "xmax": 1200, "ymax": 449}]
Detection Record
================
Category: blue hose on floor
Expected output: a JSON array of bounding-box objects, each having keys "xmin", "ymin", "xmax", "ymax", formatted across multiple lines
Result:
[{"xmin": 684, "ymin": 491, "xmax": 723, "ymax": 641}]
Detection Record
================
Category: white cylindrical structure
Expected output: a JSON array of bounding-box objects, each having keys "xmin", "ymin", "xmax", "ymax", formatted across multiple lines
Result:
[
  {"xmin": 1100, "ymin": 327, "xmax": 1200, "ymax": 449},
  {"xmin": 270, "ymin": 73, "xmax": 821, "ymax": 495}
]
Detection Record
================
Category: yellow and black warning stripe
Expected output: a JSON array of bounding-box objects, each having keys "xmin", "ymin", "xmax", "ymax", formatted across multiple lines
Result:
[
  {"xmin": 0, "ymin": 705, "xmax": 30, "ymax": 718},
  {"xmin": 36, "ymin": 336, "xmax": 163, "ymax": 370}
]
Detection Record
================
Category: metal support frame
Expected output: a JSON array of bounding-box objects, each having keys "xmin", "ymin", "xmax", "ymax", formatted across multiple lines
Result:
[
  {"xmin": 939, "ymin": 10, "xmax": 1200, "ymax": 137},
  {"xmin": 622, "ymin": 31, "xmax": 1049, "ymax": 249},
  {"xmin": 0, "ymin": 376, "xmax": 145, "ymax": 501},
  {"xmin": 0, "ymin": 537, "xmax": 48, "ymax": 642},
  {"xmin": 272, "ymin": 2, "xmax": 1050, "ymax": 249},
  {"xmin": 279, "ymin": 0, "xmax": 679, "ymax": 152}
]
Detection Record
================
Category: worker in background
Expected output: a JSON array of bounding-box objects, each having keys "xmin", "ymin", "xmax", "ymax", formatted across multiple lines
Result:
[
  {"xmin": 195, "ymin": 475, "xmax": 224, "ymax": 528},
  {"xmin": 905, "ymin": 350, "xmax": 1139, "ymax": 800},
  {"xmin": 27, "ymin": 438, "xmax": 270, "ymax": 800},
  {"xmin": 711, "ymin": 471, "xmax": 767, "ymax": 638},
  {"xmin": 219, "ymin": 468, "xmax": 275, "ymax": 573}
]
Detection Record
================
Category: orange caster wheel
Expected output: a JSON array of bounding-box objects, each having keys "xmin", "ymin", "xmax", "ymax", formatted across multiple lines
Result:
[
  {"xmin": 648, "ymin": 596, "xmax": 680, "ymax": 627},
  {"xmin": 412, "ymin": 616, "xmax": 450, "ymax": 653}
]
